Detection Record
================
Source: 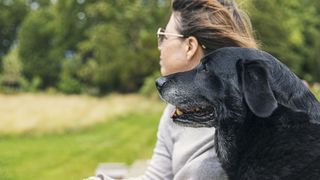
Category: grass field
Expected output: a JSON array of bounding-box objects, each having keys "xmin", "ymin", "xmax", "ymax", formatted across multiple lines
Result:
[
  {"xmin": 0, "ymin": 93, "xmax": 165, "ymax": 180},
  {"xmin": 0, "ymin": 88, "xmax": 319, "ymax": 180},
  {"xmin": 0, "ymin": 93, "xmax": 163, "ymax": 135}
]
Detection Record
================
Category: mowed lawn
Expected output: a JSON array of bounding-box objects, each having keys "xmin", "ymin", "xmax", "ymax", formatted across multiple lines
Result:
[{"xmin": 0, "ymin": 93, "xmax": 165, "ymax": 180}]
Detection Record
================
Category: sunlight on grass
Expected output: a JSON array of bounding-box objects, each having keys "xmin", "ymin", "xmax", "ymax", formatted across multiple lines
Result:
[{"xmin": 0, "ymin": 93, "xmax": 165, "ymax": 135}]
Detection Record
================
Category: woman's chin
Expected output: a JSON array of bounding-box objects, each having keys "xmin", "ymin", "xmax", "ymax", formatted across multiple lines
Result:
[{"xmin": 160, "ymin": 68, "xmax": 167, "ymax": 76}]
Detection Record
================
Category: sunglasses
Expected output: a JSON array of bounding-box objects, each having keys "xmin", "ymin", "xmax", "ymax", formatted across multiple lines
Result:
[{"xmin": 156, "ymin": 27, "xmax": 184, "ymax": 46}]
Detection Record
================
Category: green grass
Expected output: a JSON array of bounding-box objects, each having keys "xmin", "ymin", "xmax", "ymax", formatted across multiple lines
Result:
[
  {"xmin": 0, "ymin": 112, "xmax": 162, "ymax": 180},
  {"xmin": 0, "ymin": 87, "xmax": 318, "ymax": 180},
  {"xmin": 311, "ymin": 86, "xmax": 320, "ymax": 101}
]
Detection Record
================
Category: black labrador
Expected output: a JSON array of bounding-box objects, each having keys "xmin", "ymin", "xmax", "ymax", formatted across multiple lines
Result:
[{"xmin": 155, "ymin": 47, "xmax": 320, "ymax": 180}]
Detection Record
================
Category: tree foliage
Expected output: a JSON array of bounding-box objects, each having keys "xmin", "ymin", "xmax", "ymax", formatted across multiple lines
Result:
[
  {"xmin": 75, "ymin": 0, "xmax": 169, "ymax": 93},
  {"xmin": 249, "ymin": 0, "xmax": 320, "ymax": 82},
  {"xmin": 0, "ymin": 0, "xmax": 28, "ymax": 56},
  {"xmin": 0, "ymin": 0, "xmax": 318, "ymax": 94}
]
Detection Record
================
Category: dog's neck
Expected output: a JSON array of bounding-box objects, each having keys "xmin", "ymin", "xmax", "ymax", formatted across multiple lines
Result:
[
  {"xmin": 274, "ymin": 87, "xmax": 320, "ymax": 123},
  {"xmin": 214, "ymin": 104, "xmax": 313, "ymax": 179},
  {"xmin": 270, "ymin": 60, "xmax": 320, "ymax": 122},
  {"xmin": 214, "ymin": 122, "xmax": 245, "ymax": 179}
]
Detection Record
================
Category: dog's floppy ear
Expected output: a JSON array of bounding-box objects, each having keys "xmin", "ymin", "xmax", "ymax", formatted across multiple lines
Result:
[{"xmin": 237, "ymin": 59, "xmax": 278, "ymax": 118}]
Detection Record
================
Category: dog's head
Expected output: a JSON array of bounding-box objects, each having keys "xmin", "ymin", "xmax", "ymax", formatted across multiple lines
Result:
[{"xmin": 156, "ymin": 47, "xmax": 280, "ymax": 127}]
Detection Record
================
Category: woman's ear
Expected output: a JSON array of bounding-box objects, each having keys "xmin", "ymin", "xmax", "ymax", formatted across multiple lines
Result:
[{"xmin": 185, "ymin": 36, "xmax": 202, "ymax": 61}]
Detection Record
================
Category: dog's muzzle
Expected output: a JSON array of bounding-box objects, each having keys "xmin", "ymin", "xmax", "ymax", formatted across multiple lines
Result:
[{"xmin": 155, "ymin": 76, "xmax": 167, "ymax": 92}]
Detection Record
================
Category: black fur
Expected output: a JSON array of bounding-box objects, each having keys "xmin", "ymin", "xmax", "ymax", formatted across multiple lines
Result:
[{"xmin": 156, "ymin": 47, "xmax": 320, "ymax": 180}]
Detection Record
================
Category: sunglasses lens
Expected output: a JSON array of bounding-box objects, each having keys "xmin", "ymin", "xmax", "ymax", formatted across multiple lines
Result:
[
  {"xmin": 158, "ymin": 35, "xmax": 164, "ymax": 45},
  {"xmin": 157, "ymin": 28, "xmax": 165, "ymax": 46}
]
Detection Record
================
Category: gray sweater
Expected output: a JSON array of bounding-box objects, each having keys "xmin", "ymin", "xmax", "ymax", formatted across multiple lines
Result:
[{"xmin": 129, "ymin": 105, "xmax": 227, "ymax": 180}]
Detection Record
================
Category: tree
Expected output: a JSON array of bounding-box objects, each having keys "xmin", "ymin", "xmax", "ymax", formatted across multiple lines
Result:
[
  {"xmin": 249, "ymin": 0, "xmax": 320, "ymax": 82},
  {"xmin": 18, "ymin": 0, "xmax": 90, "ymax": 88},
  {"xmin": 18, "ymin": 8, "xmax": 59, "ymax": 88},
  {"xmin": 76, "ymin": 0, "xmax": 170, "ymax": 93},
  {"xmin": 0, "ymin": 0, "xmax": 28, "ymax": 64}
]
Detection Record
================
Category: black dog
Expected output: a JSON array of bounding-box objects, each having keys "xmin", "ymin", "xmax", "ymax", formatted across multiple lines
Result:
[{"xmin": 156, "ymin": 47, "xmax": 320, "ymax": 180}]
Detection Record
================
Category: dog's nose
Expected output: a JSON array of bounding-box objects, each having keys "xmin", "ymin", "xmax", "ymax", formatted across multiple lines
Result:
[{"xmin": 155, "ymin": 77, "xmax": 167, "ymax": 91}]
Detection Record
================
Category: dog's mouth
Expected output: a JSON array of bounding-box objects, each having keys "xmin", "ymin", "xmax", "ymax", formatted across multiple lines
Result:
[{"xmin": 170, "ymin": 106, "xmax": 216, "ymax": 127}]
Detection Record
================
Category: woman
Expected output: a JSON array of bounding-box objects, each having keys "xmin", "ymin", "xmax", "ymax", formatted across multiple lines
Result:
[
  {"xmin": 131, "ymin": 0, "xmax": 258, "ymax": 179},
  {"xmin": 88, "ymin": 0, "xmax": 258, "ymax": 179}
]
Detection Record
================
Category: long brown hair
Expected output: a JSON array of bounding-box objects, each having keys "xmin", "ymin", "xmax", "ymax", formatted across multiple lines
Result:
[{"xmin": 172, "ymin": 0, "xmax": 258, "ymax": 54}]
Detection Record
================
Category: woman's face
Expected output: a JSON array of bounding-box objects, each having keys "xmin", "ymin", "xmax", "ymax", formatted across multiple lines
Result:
[{"xmin": 158, "ymin": 13, "xmax": 202, "ymax": 76}]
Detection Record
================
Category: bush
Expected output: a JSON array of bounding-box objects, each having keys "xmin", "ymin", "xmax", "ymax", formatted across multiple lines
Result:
[
  {"xmin": 18, "ymin": 76, "xmax": 42, "ymax": 92},
  {"xmin": 57, "ymin": 75, "xmax": 83, "ymax": 94},
  {"xmin": 57, "ymin": 56, "xmax": 84, "ymax": 94},
  {"xmin": 0, "ymin": 47, "xmax": 24, "ymax": 93}
]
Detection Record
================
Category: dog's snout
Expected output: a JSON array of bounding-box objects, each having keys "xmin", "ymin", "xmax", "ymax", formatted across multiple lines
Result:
[{"xmin": 155, "ymin": 77, "xmax": 167, "ymax": 90}]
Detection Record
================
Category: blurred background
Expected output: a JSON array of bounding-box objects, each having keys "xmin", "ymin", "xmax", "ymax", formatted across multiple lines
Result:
[{"xmin": 0, "ymin": 0, "xmax": 319, "ymax": 179}]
